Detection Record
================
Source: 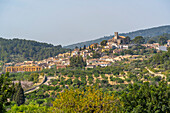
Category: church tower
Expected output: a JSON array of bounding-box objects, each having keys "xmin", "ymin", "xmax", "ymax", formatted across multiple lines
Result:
[{"xmin": 114, "ymin": 32, "xmax": 118, "ymax": 39}]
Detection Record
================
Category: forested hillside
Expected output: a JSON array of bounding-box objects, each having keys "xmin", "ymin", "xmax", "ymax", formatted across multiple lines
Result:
[
  {"xmin": 149, "ymin": 47, "xmax": 170, "ymax": 70},
  {"xmin": 0, "ymin": 38, "xmax": 69, "ymax": 62},
  {"xmin": 64, "ymin": 25, "xmax": 170, "ymax": 49},
  {"xmin": 145, "ymin": 33, "xmax": 170, "ymax": 43}
]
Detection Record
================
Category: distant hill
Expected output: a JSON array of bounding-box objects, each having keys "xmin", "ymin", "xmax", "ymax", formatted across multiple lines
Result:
[
  {"xmin": 0, "ymin": 38, "xmax": 69, "ymax": 63},
  {"xmin": 64, "ymin": 25, "xmax": 170, "ymax": 49}
]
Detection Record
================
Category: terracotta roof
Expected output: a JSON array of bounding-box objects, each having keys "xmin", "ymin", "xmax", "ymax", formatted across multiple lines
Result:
[
  {"xmin": 108, "ymin": 38, "xmax": 114, "ymax": 42},
  {"xmin": 119, "ymin": 36, "xmax": 126, "ymax": 39}
]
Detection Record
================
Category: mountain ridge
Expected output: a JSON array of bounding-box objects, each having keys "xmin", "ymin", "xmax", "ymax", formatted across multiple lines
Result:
[{"xmin": 64, "ymin": 25, "xmax": 170, "ymax": 49}]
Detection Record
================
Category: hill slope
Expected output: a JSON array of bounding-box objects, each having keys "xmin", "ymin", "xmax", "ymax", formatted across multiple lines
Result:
[
  {"xmin": 64, "ymin": 25, "xmax": 170, "ymax": 49},
  {"xmin": 0, "ymin": 38, "xmax": 69, "ymax": 62}
]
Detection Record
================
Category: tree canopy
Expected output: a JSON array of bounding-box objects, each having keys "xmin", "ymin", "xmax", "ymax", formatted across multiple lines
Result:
[
  {"xmin": 100, "ymin": 40, "xmax": 108, "ymax": 46},
  {"xmin": 133, "ymin": 36, "xmax": 145, "ymax": 44},
  {"xmin": 50, "ymin": 87, "xmax": 119, "ymax": 113},
  {"xmin": 0, "ymin": 72, "xmax": 13, "ymax": 112},
  {"xmin": 121, "ymin": 80, "xmax": 170, "ymax": 113},
  {"xmin": 0, "ymin": 38, "xmax": 69, "ymax": 62},
  {"xmin": 70, "ymin": 55, "xmax": 86, "ymax": 68}
]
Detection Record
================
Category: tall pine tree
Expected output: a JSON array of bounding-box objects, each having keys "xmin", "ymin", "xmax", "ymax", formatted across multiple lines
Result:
[{"xmin": 14, "ymin": 81, "xmax": 25, "ymax": 106}]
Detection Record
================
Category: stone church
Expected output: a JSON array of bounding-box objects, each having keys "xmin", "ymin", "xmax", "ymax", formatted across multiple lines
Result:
[{"xmin": 108, "ymin": 32, "xmax": 130, "ymax": 45}]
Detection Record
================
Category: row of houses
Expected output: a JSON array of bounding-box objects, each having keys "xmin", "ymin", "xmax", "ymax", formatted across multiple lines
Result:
[
  {"xmin": 86, "ymin": 54, "xmax": 142, "ymax": 69},
  {"xmin": 141, "ymin": 40, "xmax": 170, "ymax": 51}
]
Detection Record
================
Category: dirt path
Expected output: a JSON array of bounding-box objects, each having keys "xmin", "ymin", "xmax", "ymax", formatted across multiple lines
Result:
[{"xmin": 145, "ymin": 67, "xmax": 166, "ymax": 79}]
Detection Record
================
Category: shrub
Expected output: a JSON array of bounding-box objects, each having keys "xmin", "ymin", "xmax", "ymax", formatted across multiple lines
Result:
[
  {"xmin": 94, "ymin": 73, "xmax": 99, "ymax": 77},
  {"xmin": 49, "ymin": 87, "xmax": 119, "ymax": 112}
]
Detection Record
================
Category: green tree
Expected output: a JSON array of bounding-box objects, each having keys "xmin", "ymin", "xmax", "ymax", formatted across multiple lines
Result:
[
  {"xmin": 83, "ymin": 45, "xmax": 86, "ymax": 50},
  {"xmin": 94, "ymin": 43, "xmax": 98, "ymax": 48},
  {"xmin": 49, "ymin": 87, "xmax": 120, "ymax": 112},
  {"xmin": 8, "ymin": 103, "xmax": 48, "ymax": 113},
  {"xmin": 92, "ymin": 52, "xmax": 101, "ymax": 58},
  {"xmin": 70, "ymin": 55, "xmax": 86, "ymax": 68},
  {"xmin": 133, "ymin": 36, "xmax": 145, "ymax": 44},
  {"xmin": 121, "ymin": 80, "xmax": 170, "ymax": 113},
  {"xmin": 36, "ymin": 99, "xmax": 45, "ymax": 107},
  {"xmin": 0, "ymin": 72, "xmax": 13, "ymax": 112},
  {"xmin": 79, "ymin": 47, "xmax": 82, "ymax": 51},
  {"xmin": 158, "ymin": 36, "xmax": 167, "ymax": 45},
  {"xmin": 100, "ymin": 40, "xmax": 107, "ymax": 46},
  {"xmin": 125, "ymin": 36, "xmax": 131, "ymax": 44},
  {"xmin": 15, "ymin": 81, "xmax": 25, "ymax": 106},
  {"xmin": 148, "ymin": 39, "xmax": 156, "ymax": 44}
]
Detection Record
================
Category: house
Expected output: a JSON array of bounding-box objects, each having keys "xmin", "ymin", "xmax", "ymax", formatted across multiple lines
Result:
[
  {"xmin": 152, "ymin": 43, "xmax": 160, "ymax": 48},
  {"xmin": 86, "ymin": 65, "xmax": 96, "ymax": 69},
  {"xmin": 167, "ymin": 40, "xmax": 170, "ymax": 46},
  {"xmin": 101, "ymin": 48, "xmax": 110, "ymax": 52},
  {"xmin": 96, "ymin": 62, "xmax": 112, "ymax": 67},
  {"xmin": 156, "ymin": 46, "xmax": 167, "ymax": 51},
  {"xmin": 121, "ymin": 54, "xmax": 132, "ymax": 59},
  {"xmin": 141, "ymin": 43, "xmax": 160, "ymax": 49},
  {"xmin": 86, "ymin": 59, "xmax": 98, "ymax": 65},
  {"xmin": 15, "ymin": 62, "xmax": 25, "ymax": 66},
  {"xmin": 113, "ymin": 49, "xmax": 123, "ymax": 54},
  {"xmin": 56, "ymin": 65, "xmax": 67, "ymax": 69},
  {"xmin": 4, "ymin": 63, "xmax": 14, "ymax": 67},
  {"xmin": 119, "ymin": 45, "xmax": 129, "ymax": 49},
  {"xmin": 131, "ymin": 55, "xmax": 140, "ymax": 59},
  {"xmin": 114, "ymin": 56, "xmax": 123, "ymax": 61},
  {"xmin": 71, "ymin": 50, "xmax": 79, "ymax": 56},
  {"xmin": 89, "ymin": 43, "xmax": 98, "ymax": 48}
]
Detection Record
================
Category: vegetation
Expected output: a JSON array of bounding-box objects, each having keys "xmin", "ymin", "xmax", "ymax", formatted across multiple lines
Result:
[
  {"xmin": 0, "ymin": 40, "xmax": 169, "ymax": 112},
  {"xmin": 132, "ymin": 36, "xmax": 145, "ymax": 44},
  {"xmin": 13, "ymin": 82, "xmax": 25, "ymax": 106},
  {"xmin": 50, "ymin": 87, "xmax": 119, "ymax": 112},
  {"xmin": 0, "ymin": 73, "xmax": 13, "ymax": 112},
  {"xmin": 146, "ymin": 33, "xmax": 170, "ymax": 44},
  {"xmin": 0, "ymin": 38, "xmax": 69, "ymax": 62},
  {"xmin": 149, "ymin": 47, "xmax": 170, "ymax": 70},
  {"xmin": 121, "ymin": 81, "xmax": 170, "ymax": 113},
  {"xmin": 100, "ymin": 40, "xmax": 107, "ymax": 46},
  {"xmin": 70, "ymin": 55, "xmax": 86, "ymax": 68}
]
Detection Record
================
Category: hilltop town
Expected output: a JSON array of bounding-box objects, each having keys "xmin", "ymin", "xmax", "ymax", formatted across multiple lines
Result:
[
  {"xmin": 4, "ymin": 32, "xmax": 170, "ymax": 73},
  {"xmin": 1, "ymin": 0, "xmax": 170, "ymax": 112}
]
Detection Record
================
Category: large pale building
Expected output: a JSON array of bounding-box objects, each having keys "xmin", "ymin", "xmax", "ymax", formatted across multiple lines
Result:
[{"xmin": 6, "ymin": 66, "xmax": 42, "ymax": 73}]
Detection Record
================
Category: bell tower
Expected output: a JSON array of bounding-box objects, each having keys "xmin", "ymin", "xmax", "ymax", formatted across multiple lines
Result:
[{"xmin": 114, "ymin": 32, "xmax": 118, "ymax": 39}]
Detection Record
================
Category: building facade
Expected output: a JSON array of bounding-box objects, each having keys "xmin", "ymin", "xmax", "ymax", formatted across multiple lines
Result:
[{"xmin": 6, "ymin": 66, "xmax": 42, "ymax": 73}]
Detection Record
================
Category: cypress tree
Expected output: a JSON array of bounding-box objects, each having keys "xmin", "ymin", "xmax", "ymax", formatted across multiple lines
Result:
[
  {"xmin": 15, "ymin": 81, "xmax": 25, "ymax": 106},
  {"xmin": 11, "ymin": 82, "xmax": 15, "ymax": 101}
]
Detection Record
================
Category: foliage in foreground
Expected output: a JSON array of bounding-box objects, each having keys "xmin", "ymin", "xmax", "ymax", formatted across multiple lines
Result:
[
  {"xmin": 49, "ymin": 86, "xmax": 120, "ymax": 113},
  {"xmin": 8, "ymin": 104, "xmax": 48, "ymax": 113},
  {"xmin": 121, "ymin": 80, "xmax": 170, "ymax": 113},
  {"xmin": 4, "ymin": 80, "xmax": 170, "ymax": 113},
  {"xmin": 0, "ymin": 72, "xmax": 13, "ymax": 113},
  {"xmin": 12, "ymin": 82, "xmax": 25, "ymax": 106}
]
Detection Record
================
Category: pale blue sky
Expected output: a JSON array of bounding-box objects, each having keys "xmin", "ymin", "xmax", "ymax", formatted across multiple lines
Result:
[{"xmin": 0, "ymin": 0, "xmax": 170, "ymax": 46}]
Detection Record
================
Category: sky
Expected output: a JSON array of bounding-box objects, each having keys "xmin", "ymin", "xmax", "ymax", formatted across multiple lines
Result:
[{"xmin": 0, "ymin": 0, "xmax": 170, "ymax": 46}]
